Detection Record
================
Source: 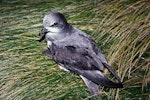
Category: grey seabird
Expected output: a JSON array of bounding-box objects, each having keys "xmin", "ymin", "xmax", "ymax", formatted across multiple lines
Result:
[{"xmin": 38, "ymin": 11, "xmax": 123, "ymax": 97}]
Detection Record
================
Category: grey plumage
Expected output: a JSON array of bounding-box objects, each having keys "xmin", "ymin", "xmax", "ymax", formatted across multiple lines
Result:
[{"xmin": 39, "ymin": 11, "xmax": 123, "ymax": 97}]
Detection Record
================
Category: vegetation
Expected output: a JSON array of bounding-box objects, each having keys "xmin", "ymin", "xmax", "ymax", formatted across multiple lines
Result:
[{"xmin": 0, "ymin": 0, "xmax": 149, "ymax": 100}]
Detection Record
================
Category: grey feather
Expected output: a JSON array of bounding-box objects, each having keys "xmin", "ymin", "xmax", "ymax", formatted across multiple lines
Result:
[
  {"xmin": 39, "ymin": 11, "xmax": 123, "ymax": 97},
  {"xmin": 80, "ymin": 75, "xmax": 100, "ymax": 97},
  {"xmin": 45, "ymin": 43, "xmax": 123, "ymax": 88}
]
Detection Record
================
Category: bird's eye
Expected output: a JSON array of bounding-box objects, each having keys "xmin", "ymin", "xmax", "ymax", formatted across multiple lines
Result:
[
  {"xmin": 51, "ymin": 22, "xmax": 58, "ymax": 27},
  {"xmin": 54, "ymin": 23, "xmax": 58, "ymax": 25}
]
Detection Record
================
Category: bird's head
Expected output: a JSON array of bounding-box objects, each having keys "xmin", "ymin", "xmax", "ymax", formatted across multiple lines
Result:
[{"xmin": 38, "ymin": 11, "xmax": 68, "ymax": 42}]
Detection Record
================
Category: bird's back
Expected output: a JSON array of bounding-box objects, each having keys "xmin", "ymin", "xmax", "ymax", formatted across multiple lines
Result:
[{"xmin": 52, "ymin": 26, "xmax": 106, "ymax": 71}]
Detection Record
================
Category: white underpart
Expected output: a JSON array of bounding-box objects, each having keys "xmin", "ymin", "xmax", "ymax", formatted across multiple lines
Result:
[
  {"xmin": 80, "ymin": 75, "xmax": 91, "ymax": 84},
  {"xmin": 47, "ymin": 41, "xmax": 52, "ymax": 48},
  {"xmin": 46, "ymin": 32, "xmax": 57, "ymax": 48},
  {"xmin": 45, "ymin": 27, "xmax": 61, "ymax": 33},
  {"xmin": 58, "ymin": 65, "xmax": 70, "ymax": 72}
]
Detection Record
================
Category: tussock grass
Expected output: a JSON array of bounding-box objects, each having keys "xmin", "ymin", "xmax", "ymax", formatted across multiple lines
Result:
[
  {"xmin": 90, "ymin": 0, "xmax": 150, "ymax": 99},
  {"xmin": 0, "ymin": 0, "xmax": 149, "ymax": 100}
]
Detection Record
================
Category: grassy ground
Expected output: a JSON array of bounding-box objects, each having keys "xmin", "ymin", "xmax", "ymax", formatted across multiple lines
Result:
[{"xmin": 0, "ymin": 0, "xmax": 150, "ymax": 100}]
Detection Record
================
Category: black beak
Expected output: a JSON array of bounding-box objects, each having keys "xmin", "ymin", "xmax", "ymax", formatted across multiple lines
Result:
[{"xmin": 38, "ymin": 28, "xmax": 48, "ymax": 42}]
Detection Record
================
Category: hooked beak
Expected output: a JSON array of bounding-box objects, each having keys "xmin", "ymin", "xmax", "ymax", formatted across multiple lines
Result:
[{"xmin": 38, "ymin": 28, "xmax": 49, "ymax": 42}]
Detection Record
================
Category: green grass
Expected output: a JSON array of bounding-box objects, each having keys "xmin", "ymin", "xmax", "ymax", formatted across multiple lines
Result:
[{"xmin": 0, "ymin": 0, "xmax": 150, "ymax": 100}]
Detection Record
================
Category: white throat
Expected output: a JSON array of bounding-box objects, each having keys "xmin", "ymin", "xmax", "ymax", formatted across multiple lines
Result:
[{"xmin": 45, "ymin": 27, "xmax": 62, "ymax": 33}]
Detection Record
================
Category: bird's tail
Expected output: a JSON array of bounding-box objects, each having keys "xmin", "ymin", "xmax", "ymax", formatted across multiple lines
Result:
[
  {"xmin": 80, "ymin": 75, "xmax": 100, "ymax": 98},
  {"xmin": 81, "ymin": 70, "xmax": 123, "ymax": 88},
  {"xmin": 66, "ymin": 65, "xmax": 123, "ymax": 88}
]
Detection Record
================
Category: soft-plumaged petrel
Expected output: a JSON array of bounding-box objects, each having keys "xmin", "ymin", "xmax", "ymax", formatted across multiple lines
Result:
[{"xmin": 38, "ymin": 11, "xmax": 123, "ymax": 97}]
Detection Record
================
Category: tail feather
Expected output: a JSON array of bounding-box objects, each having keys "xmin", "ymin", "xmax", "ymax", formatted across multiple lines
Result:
[
  {"xmin": 63, "ymin": 66, "xmax": 123, "ymax": 88},
  {"xmin": 80, "ymin": 75, "xmax": 100, "ymax": 98},
  {"xmin": 81, "ymin": 70, "xmax": 123, "ymax": 88},
  {"xmin": 103, "ymin": 63, "xmax": 121, "ymax": 83},
  {"xmin": 83, "ymin": 71, "xmax": 123, "ymax": 88}
]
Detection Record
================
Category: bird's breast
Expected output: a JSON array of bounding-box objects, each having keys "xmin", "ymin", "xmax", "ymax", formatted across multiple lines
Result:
[{"xmin": 47, "ymin": 41, "xmax": 52, "ymax": 48}]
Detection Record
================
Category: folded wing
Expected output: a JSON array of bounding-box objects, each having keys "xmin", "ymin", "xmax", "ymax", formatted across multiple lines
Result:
[{"xmin": 43, "ymin": 42, "xmax": 123, "ymax": 88}]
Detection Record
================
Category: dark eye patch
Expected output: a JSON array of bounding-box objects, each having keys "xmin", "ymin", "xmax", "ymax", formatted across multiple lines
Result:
[
  {"xmin": 51, "ymin": 22, "xmax": 58, "ymax": 27},
  {"xmin": 54, "ymin": 23, "xmax": 58, "ymax": 25}
]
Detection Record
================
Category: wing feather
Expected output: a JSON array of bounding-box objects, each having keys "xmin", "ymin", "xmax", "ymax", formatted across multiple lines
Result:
[
  {"xmin": 49, "ymin": 43, "xmax": 100, "ymax": 70},
  {"xmin": 44, "ymin": 42, "xmax": 123, "ymax": 88}
]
